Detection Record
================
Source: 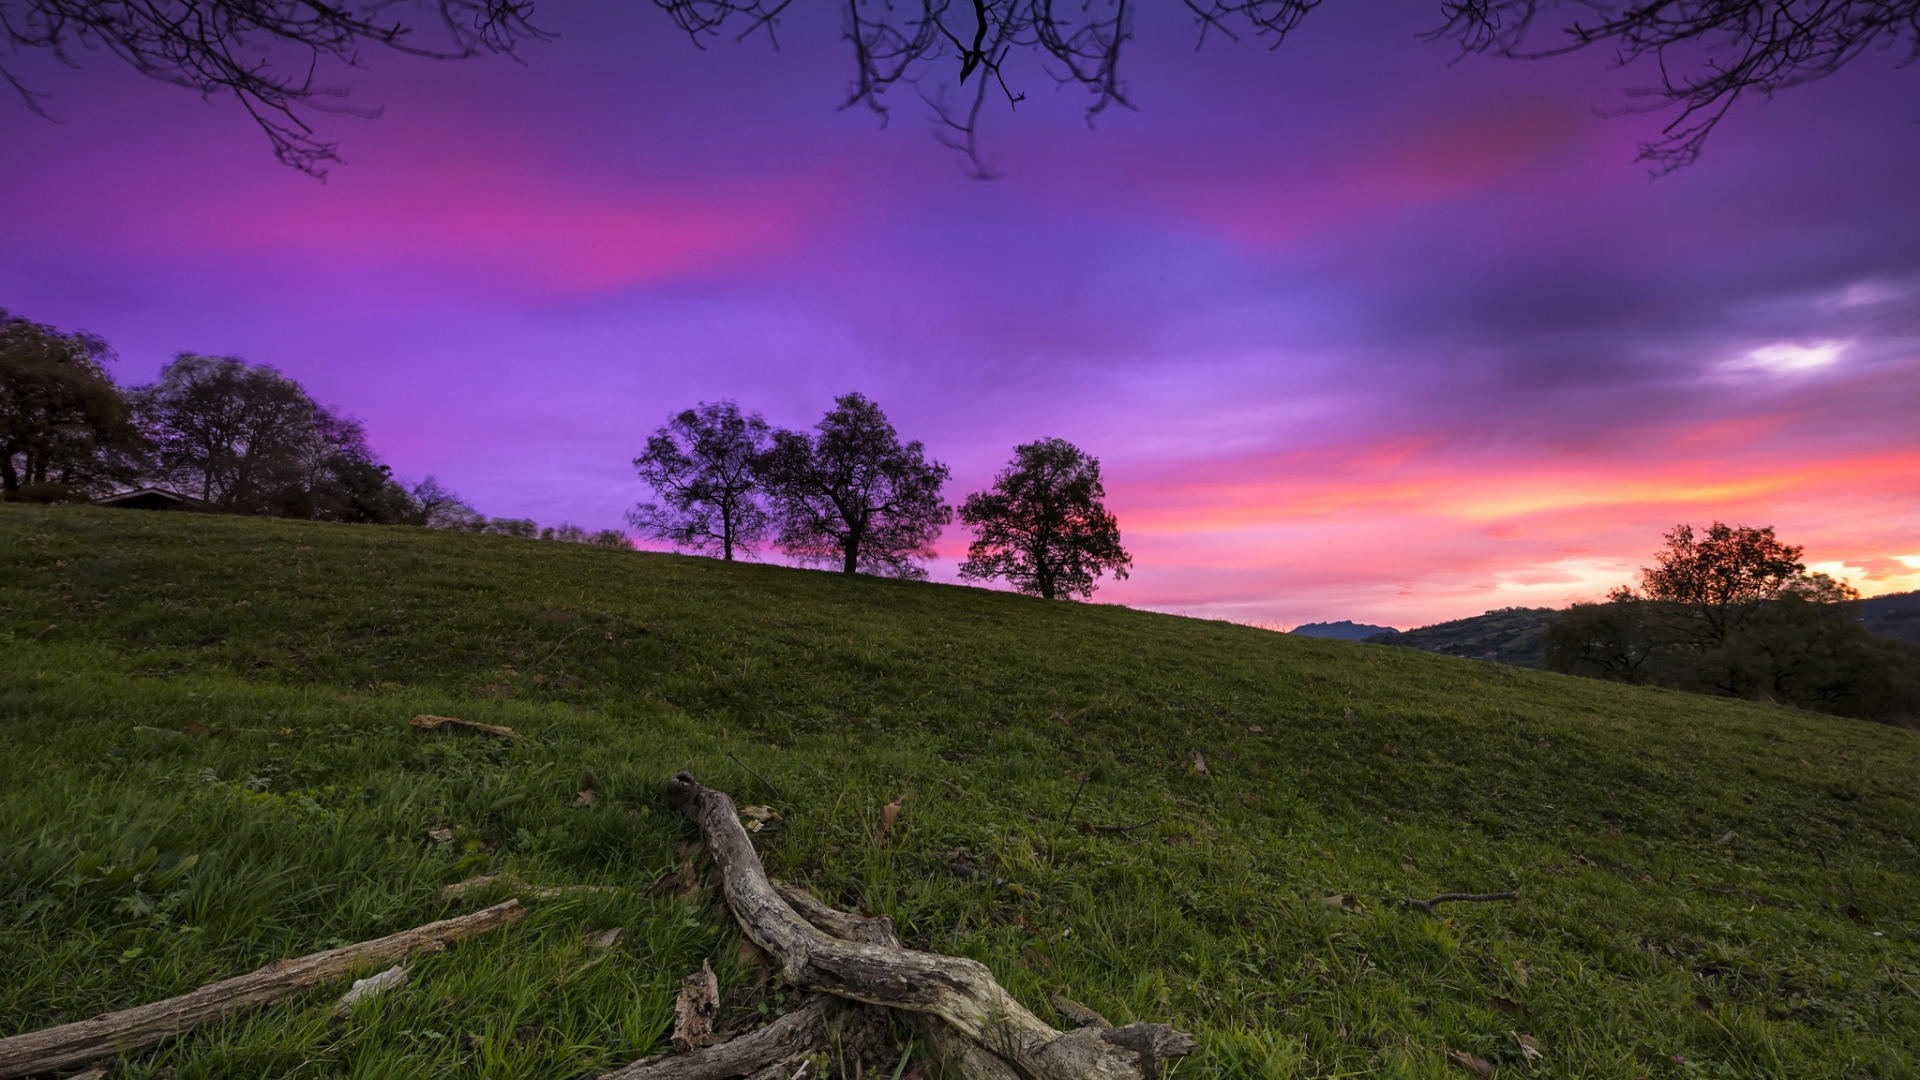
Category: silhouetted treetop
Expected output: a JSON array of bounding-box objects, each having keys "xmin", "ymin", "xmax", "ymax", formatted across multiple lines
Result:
[{"xmin": 958, "ymin": 437, "xmax": 1130, "ymax": 600}]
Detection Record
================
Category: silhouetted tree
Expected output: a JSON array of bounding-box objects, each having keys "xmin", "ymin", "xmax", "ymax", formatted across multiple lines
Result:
[
  {"xmin": 133, "ymin": 353, "xmax": 411, "ymax": 520},
  {"xmin": 629, "ymin": 401, "xmax": 773, "ymax": 561},
  {"xmin": 760, "ymin": 393, "xmax": 950, "ymax": 577},
  {"xmin": 958, "ymin": 437, "xmax": 1131, "ymax": 599},
  {"xmin": 410, "ymin": 475, "xmax": 483, "ymax": 529},
  {"xmin": 136, "ymin": 354, "xmax": 319, "ymax": 510},
  {"xmin": 12, "ymin": 1, "xmax": 1911, "ymax": 176},
  {"xmin": 0, "ymin": 309, "xmax": 146, "ymax": 500},
  {"xmin": 1639, "ymin": 521, "xmax": 1812, "ymax": 650}
]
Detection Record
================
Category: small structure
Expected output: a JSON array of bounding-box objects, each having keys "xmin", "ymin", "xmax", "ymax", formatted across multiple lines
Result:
[{"xmin": 93, "ymin": 487, "xmax": 209, "ymax": 512}]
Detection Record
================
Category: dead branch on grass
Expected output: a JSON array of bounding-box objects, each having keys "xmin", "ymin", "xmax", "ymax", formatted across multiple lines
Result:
[
  {"xmin": 411, "ymin": 714, "xmax": 518, "ymax": 738},
  {"xmin": 0, "ymin": 901, "xmax": 524, "ymax": 1079},
  {"xmin": 1401, "ymin": 891, "xmax": 1520, "ymax": 914}
]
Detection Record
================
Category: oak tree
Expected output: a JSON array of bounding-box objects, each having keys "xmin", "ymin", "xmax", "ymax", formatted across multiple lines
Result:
[
  {"xmin": 760, "ymin": 392, "xmax": 950, "ymax": 577},
  {"xmin": 958, "ymin": 437, "xmax": 1131, "ymax": 599},
  {"xmin": 629, "ymin": 400, "xmax": 774, "ymax": 561}
]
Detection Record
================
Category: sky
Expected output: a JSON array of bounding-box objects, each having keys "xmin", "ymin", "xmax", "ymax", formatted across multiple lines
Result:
[{"xmin": 3, "ymin": 2, "xmax": 1917, "ymax": 629}]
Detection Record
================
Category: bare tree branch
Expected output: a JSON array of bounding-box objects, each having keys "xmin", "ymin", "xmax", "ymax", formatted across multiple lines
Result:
[{"xmin": 1, "ymin": 0, "xmax": 548, "ymax": 176}]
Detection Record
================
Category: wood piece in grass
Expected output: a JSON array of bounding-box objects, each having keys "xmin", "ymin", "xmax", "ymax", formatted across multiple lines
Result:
[
  {"xmin": 671, "ymin": 961, "xmax": 720, "ymax": 1053},
  {"xmin": 0, "ymin": 900, "xmax": 524, "ymax": 1079},
  {"xmin": 410, "ymin": 714, "xmax": 517, "ymax": 738},
  {"xmin": 664, "ymin": 772, "xmax": 1198, "ymax": 1080},
  {"xmin": 599, "ymin": 994, "xmax": 843, "ymax": 1080}
]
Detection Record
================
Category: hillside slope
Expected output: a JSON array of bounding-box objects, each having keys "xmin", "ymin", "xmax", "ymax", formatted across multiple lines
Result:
[{"xmin": 2, "ymin": 506, "xmax": 1917, "ymax": 1079}]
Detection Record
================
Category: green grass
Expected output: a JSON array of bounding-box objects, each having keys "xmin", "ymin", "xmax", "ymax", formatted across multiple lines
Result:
[{"xmin": 2, "ymin": 504, "xmax": 1917, "ymax": 1079}]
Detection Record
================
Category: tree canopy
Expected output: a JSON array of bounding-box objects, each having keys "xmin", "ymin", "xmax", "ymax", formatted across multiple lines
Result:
[
  {"xmin": 0, "ymin": 310, "xmax": 144, "ymax": 501},
  {"xmin": 958, "ymin": 437, "xmax": 1130, "ymax": 599},
  {"xmin": 133, "ymin": 352, "xmax": 412, "ymax": 519},
  {"xmin": 8, "ymin": 1, "xmax": 1914, "ymax": 176},
  {"xmin": 759, "ymin": 392, "xmax": 951, "ymax": 577},
  {"xmin": 629, "ymin": 401, "xmax": 774, "ymax": 562}
]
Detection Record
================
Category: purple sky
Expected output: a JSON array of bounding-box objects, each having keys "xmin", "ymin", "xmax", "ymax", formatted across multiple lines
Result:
[{"xmin": 4, "ymin": 2, "xmax": 1917, "ymax": 627}]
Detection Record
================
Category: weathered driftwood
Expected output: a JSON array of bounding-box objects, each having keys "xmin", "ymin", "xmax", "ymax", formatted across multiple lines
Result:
[
  {"xmin": 0, "ymin": 900, "xmax": 524, "ymax": 1079},
  {"xmin": 665, "ymin": 772, "xmax": 1198, "ymax": 1080}
]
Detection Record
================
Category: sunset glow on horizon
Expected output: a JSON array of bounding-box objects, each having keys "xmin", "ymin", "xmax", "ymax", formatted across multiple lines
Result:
[{"xmin": 3, "ymin": 3, "xmax": 1915, "ymax": 629}]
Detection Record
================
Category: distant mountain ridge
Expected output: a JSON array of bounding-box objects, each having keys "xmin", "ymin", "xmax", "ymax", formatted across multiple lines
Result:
[
  {"xmin": 1365, "ymin": 607, "xmax": 1555, "ymax": 668},
  {"xmin": 1289, "ymin": 620, "xmax": 1396, "ymax": 641},
  {"xmin": 1862, "ymin": 590, "xmax": 1920, "ymax": 645},
  {"xmin": 1354, "ymin": 589, "xmax": 1920, "ymax": 668}
]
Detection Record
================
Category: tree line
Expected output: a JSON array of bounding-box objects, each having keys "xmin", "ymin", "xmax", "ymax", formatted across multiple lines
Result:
[
  {"xmin": 1545, "ymin": 522, "xmax": 1920, "ymax": 724},
  {"xmin": 0, "ymin": 308, "xmax": 624, "ymax": 544},
  {"xmin": 629, "ymin": 395, "xmax": 1132, "ymax": 598},
  {"xmin": 3, "ymin": 309, "xmax": 1135, "ymax": 599}
]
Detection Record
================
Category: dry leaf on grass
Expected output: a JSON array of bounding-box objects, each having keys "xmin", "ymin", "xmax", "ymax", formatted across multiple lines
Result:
[
  {"xmin": 583, "ymin": 927, "xmax": 625, "ymax": 949},
  {"xmin": 1191, "ymin": 751, "xmax": 1211, "ymax": 777},
  {"xmin": 1514, "ymin": 1033, "xmax": 1542, "ymax": 1062},
  {"xmin": 574, "ymin": 789, "xmax": 597, "ymax": 807},
  {"xmin": 1445, "ymin": 1048, "xmax": 1495, "ymax": 1076},
  {"xmin": 1324, "ymin": 893, "xmax": 1362, "ymax": 913},
  {"xmin": 1381, "ymin": 744, "xmax": 1401, "ymax": 758},
  {"xmin": 410, "ymin": 714, "xmax": 517, "ymax": 738},
  {"xmin": 1487, "ymin": 995, "xmax": 1527, "ymax": 1016},
  {"xmin": 427, "ymin": 828, "xmax": 454, "ymax": 843},
  {"xmin": 875, "ymin": 795, "xmax": 905, "ymax": 845},
  {"xmin": 1246, "ymin": 724, "xmax": 1263, "ymax": 734},
  {"xmin": 739, "ymin": 805, "xmax": 782, "ymax": 832}
]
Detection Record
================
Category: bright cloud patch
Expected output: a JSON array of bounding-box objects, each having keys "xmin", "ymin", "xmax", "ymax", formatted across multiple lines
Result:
[{"xmin": 1733, "ymin": 341, "xmax": 1847, "ymax": 374}]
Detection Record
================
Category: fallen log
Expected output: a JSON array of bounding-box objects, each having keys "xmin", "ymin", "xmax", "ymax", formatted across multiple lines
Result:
[
  {"xmin": 665, "ymin": 772, "xmax": 1198, "ymax": 1080},
  {"xmin": 0, "ymin": 900, "xmax": 524, "ymax": 1079}
]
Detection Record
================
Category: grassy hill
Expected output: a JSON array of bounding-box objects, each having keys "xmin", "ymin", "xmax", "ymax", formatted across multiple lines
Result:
[{"xmin": 3, "ymin": 505, "xmax": 1917, "ymax": 1079}]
